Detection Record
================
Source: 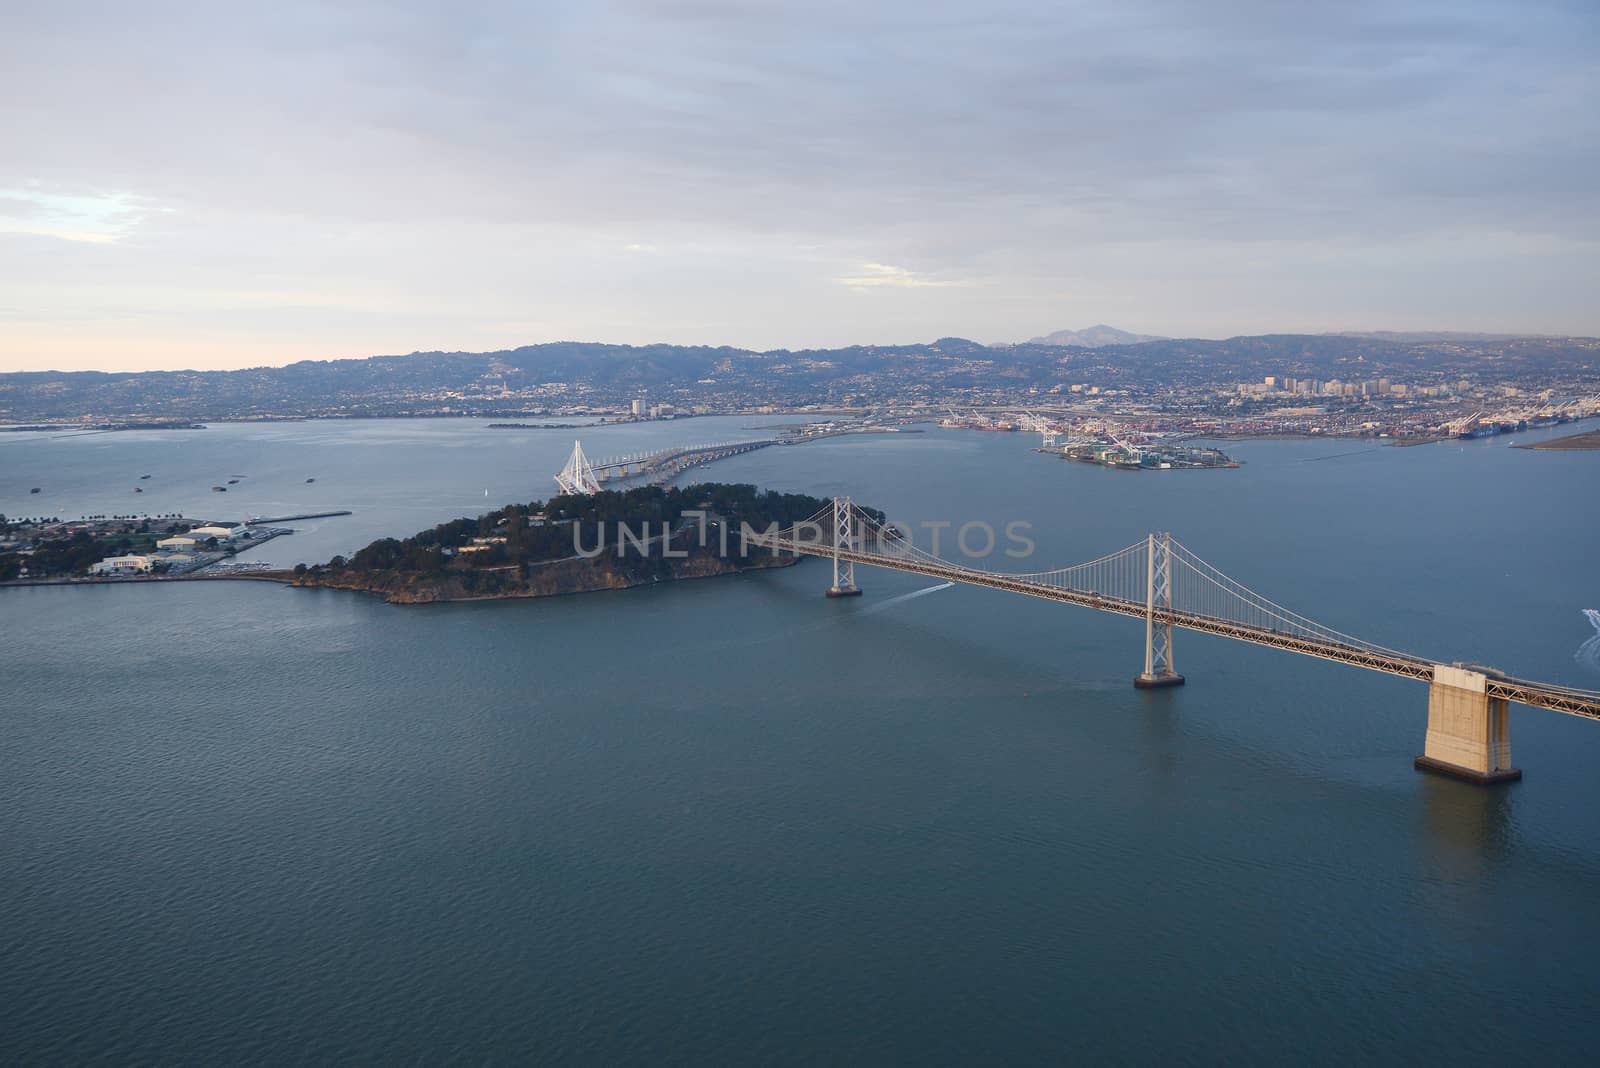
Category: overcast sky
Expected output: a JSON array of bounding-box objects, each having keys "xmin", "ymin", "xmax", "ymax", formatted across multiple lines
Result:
[{"xmin": 1, "ymin": 0, "xmax": 1595, "ymax": 372}]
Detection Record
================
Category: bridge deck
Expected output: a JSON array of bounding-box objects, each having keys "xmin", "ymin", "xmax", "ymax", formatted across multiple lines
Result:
[
  {"xmin": 592, "ymin": 439, "xmax": 776, "ymax": 476},
  {"xmin": 750, "ymin": 534, "xmax": 1600, "ymax": 722}
]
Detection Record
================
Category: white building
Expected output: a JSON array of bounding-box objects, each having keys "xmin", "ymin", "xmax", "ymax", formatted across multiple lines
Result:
[
  {"xmin": 90, "ymin": 554, "xmax": 154, "ymax": 576},
  {"xmin": 188, "ymin": 525, "xmax": 238, "ymax": 541},
  {"xmin": 156, "ymin": 535, "xmax": 199, "ymax": 551}
]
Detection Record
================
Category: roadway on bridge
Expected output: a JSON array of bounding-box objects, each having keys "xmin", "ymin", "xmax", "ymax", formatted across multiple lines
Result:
[{"xmin": 748, "ymin": 501, "xmax": 1600, "ymax": 722}]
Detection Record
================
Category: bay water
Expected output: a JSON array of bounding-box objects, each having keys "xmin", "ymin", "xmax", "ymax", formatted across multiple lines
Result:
[{"xmin": 3, "ymin": 419, "xmax": 1599, "ymax": 1063}]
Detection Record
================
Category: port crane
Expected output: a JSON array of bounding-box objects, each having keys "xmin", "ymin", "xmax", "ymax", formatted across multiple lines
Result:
[
  {"xmin": 1017, "ymin": 412, "xmax": 1059, "ymax": 447},
  {"xmin": 1440, "ymin": 409, "xmax": 1486, "ymax": 437},
  {"xmin": 1107, "ymin": 426, "xmax": 1145, "ymax": 460}
]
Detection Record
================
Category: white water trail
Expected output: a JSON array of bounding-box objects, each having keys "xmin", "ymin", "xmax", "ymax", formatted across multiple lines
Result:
[
  {"xmin": 865, "ymin": 581, "xmax": 955, "ymax": 614},
  {"xmin": 1578, "ymin": 609, "xmax": 1600, "ymax": 672}
]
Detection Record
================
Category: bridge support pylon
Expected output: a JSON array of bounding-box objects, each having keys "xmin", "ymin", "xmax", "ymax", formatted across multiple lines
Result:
[
  {"xmin": 825, "ymin": 495, "xmax": 862, "ymax": 597},
  {"xmin": 1415, "ymin": 665, "xmax": 1521, "ymax": 784},
  {"xmin": 1134, "ymin": 532, "xmax": 1185, "ymax": 689}
]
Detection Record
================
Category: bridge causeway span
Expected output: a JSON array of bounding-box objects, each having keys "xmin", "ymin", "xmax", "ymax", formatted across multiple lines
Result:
[
  {"xmin": 556, "ymin": 438, "xmax": 777, "ymax": 495},
  {"xmin": 746, "ymin": 497, "xmax": 1600, "ymax": 785}
]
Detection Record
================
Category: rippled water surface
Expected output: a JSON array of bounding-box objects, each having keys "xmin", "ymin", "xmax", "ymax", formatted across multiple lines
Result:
[{"xmin": 3, "ymin": 419, "xmax": 1599, "ymax": 1063}]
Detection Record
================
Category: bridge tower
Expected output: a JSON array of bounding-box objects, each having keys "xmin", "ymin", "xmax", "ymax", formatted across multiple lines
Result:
[
  {"xmin": 825, "ymin": 495, "xmax": 863, "ymax": 597},
  {"xmin": 1135, "ymin": 532, "xmax": 1185, "ymax": 688},
  {"xmin": 1415, "ymin": 665, "xmax": 1521, "ymax": 783},
  {"xmin": 554, "ymin": 440, "xmax": 602, "ymax": 496}
]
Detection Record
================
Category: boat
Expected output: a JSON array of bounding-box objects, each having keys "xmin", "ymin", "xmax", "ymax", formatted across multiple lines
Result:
[
  {"xmin": 139, "ymin": 474, "xmax": 151, "ymax": 480},
  {"xmin": 134, "ymin": 487, "xmax": 143, "ymax": 493},
  {"xmin": 30, "ymin": 487, "xmax": 41, "ymax": 493},
  {"xmin": 211, "ymin": 485, "xmax": 227, "ymax": 492},
  {"xmin": 227, "ymin": 479, "xmax": 239, "ymax": 484},
  {"xmin": 305, "ymin": 477, "xmax": 316, "ymax": 483}
]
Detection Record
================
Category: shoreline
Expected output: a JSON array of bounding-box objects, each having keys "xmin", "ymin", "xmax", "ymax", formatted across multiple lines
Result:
[
  {"xmin": 1, "ymin": 555, "xmax": 808, "ymax": 601},
  {"xmin": 0, "ymin": 569, "xmax": 296, "ymax": 590},
  {"xmin": 292, "ymin": 554, "xmax": 806, "ymax": 605},
  {"xmin": 291, "ymin": 549, "xmax": 804, "ymax": 604},
  {"xmin": 1513, "ymin": 428, "xmax": 1600, "ymax": 451}
]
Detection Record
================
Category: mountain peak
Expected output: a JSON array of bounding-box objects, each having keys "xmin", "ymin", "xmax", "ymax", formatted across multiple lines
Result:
[{"xmin": 1025, "ymin": 325, "xmax": 1165, "ymax": 347}]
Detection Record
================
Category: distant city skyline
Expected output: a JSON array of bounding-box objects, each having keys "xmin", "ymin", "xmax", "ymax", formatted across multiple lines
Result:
[{"xmin": 2, "ymin": 0, "xmax": 1596, "ymax": 373}]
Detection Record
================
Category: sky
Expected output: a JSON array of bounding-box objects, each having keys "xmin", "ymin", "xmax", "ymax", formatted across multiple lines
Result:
[{"xmin": 1, "ymin": 0, "xmax": 1596, "ymax": 372}]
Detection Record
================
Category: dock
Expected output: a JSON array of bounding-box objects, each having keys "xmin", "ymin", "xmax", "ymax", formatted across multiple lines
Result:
[{"xmin": 246, "ymin": 510, "xmax": 354, "ymax": 523}]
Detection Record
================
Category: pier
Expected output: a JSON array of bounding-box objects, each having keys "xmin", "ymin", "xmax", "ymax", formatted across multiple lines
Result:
[{"xmin": 246, "ymin": 510, "xmax": 354, "ymax": 523}]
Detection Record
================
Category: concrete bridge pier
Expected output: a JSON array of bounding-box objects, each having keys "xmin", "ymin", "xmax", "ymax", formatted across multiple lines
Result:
[{"xmin": 1415, "ymin": 665, "xmax": 1521, "ymax": 784}]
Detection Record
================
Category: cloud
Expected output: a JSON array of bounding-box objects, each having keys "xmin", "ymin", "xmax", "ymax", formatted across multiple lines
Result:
[
  {"xmin": 834, "ymin": 263, "xmax": 970, "ymax": 289},
  {"xmin": 0, "ymin": 188, "xmax": 157, "ymax": 244},
  {"xmin": 0, "ymin": 0, "xmax": 1595, "ymax": 369}
]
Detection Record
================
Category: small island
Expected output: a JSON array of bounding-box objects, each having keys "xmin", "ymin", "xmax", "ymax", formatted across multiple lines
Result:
[
  {"xmin": 293, "ymin": 482, "xmax": 873, "ymax": 604},
  {"xmin": 1046, "ymin": 441, "xmax": 1238, "ymax": 470}
]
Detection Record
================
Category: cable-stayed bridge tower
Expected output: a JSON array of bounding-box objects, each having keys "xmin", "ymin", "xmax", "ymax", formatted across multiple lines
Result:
[{"xmin": 554, "ymin": 440, "xmax": 602, "ymax": 496}]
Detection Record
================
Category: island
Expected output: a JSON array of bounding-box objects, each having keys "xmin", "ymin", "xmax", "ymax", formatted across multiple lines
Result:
[
  {"xmin": 292, "ymin": 482, "xmax": 876, "ymax": 604},
  {"xmin": 1047, "ymin": 441, "xmax": 1238, "ymax": 470},
  {"xmin": 0, "ymin": 420, "xmax": 206, "ymax": 432},
  {"xmin": 0, "ymin": 514, "xmax": 285, "ymax": 582}
]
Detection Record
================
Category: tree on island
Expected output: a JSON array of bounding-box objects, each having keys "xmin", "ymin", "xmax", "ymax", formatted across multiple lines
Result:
[{"xmin": 314, "ymin": 483, "xmax": 873, "ymax": 582}]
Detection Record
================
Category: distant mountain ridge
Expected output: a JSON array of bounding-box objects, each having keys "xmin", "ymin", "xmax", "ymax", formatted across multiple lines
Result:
[
  {"xmin": 1326, "ymin": 330, "xmax": 1569, "ymax": 342},
  {"xmin": 2, "ymin": 332, "xmax": 1595, "ymax": 422},
  {"xmin": 1024, "ymin": 325, "xmax": 1166, "ymax": 347}
]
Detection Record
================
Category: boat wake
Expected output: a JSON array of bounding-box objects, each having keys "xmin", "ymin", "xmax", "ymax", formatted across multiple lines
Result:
[
  {"xmin": 1579, "ymin": 609, "xmax": 1600, "ymax": 672},
  {"xmin": 866, "ymin": 581, "xmax": 955, "ymax": 614},
  {"xmin": 646, "ymin": 582, "xmax": 956, "ymax": 663}
]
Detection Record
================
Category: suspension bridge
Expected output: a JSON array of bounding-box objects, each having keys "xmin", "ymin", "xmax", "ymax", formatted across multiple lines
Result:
[{"xmin": 745, "ymin": 496, "xmax": 1600, "ymax": 785}]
